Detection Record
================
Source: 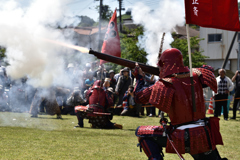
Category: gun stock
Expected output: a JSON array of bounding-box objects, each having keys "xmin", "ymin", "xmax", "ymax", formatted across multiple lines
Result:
[{"xmin": 89, "ymin": 49, "xmax": 160, "ymax": 76}]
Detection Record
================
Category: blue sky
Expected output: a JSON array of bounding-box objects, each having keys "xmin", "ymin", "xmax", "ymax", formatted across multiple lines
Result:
[
  {"xmin": 9, "ymin": 0, "xmax": 240, "ymax": 21},
  {"xmin": 65, "ymin": 0, "xmax": 169, "ymax": 21},
  {"xmin": 16, "ymin": 0, "xmax": 183, "ymax": 21}
]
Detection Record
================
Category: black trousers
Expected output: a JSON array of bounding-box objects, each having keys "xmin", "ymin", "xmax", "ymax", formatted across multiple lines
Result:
[
  {"xmin": 214, "ymin": 94, "xmax": 228, "ymax": 119},
  {"xmin": 232, "ymin": 94, "xmax": 240, "ymax": 118},
  {"xmin": 114, "ymin": 93, "xmax": 124, "ymax": 115}
]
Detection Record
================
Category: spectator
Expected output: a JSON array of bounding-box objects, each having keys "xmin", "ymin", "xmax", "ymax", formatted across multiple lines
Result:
[
  {"xmin": 66, "ymin": 63, "xmax": 75, "ymax": 81},
  {"xmin": 120, "ymin": 85, "xmax": 138, "ymax": 116},
  {"xmin": 114, "ymin": 70, "xmax": 121, "ymax": 82},
  {"xmin": 95, "ymin": 65, "xmax": 108, "ymax": 82},
  {"xmin": 63, "ymin": 87, "xmax": 86, "ymax": 115},
  {"xmin": 142, "ymin": 72, "xmax": 156, "ymax": 117},
  {"xmin": 0, "ymin": 85, "xmax": 10, "ymax": 111},
  {"xmin": 81, "ymin": 63, "xmax": 92, "ymax": 93},
  {"xmin": 103, "ymin": 78, "xmax": 110, "ymax": 90},
  {"xmin": 108, "ymin": 70, "xmax": 117, "ymax": 105},
  {"xmin": 109, "ymin": 70, "xmax": 117, "ymax": 91},
  {"xmin": 213, "ymin": 69, "xmax": 234, "ymax": 120},
  {"xmin": 115, "ymin": 67, "xmax": 132, "ymax": 115},
  {"xmin": 230, "ymin": 70, "xmax": 240, "ymax": 120},
  {"xmin": 63, "ymin": 63, "xmax": 80, "ymax": 108},
  {"xmin": 85, "ymin": 71, "xmax": 95, "ymax": 88},
  {"xmin": 30, "ymin": 87, "xmax": 70, "ymax": 119},
  {"xmin": 85, "ymin": 63, "xmax": 91, "ymax": 71}
]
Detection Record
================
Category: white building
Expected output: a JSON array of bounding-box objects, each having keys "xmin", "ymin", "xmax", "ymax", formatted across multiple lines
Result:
[{"xmin": 199, "ymin": 27, "xmax": 239, "ymax": 72}]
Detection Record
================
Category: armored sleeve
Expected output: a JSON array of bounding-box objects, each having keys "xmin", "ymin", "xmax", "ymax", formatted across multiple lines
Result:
[
  {"xmin": 149, "ymin": 80, "xmax": 175, "ymax": 113},
  {"xmin": 134, "ymin": 73, "xmax": 152, "ymax": 104},
  {"xmin": 195, "ymin": 68, "xmax": 217, "ymax": 93},
  {"xmin": 135, "ymin": 86, "xmax": 153, "ymax": 104}
]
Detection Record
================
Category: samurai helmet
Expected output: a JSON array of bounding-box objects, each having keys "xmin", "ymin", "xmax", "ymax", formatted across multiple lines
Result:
[
  {"xmin": 157, "ymin": 48, "xmax": 189, "ymax": 78},
  {"xmin": 92, "ymin": 80, "xmax": 103, "ymax": 89}
]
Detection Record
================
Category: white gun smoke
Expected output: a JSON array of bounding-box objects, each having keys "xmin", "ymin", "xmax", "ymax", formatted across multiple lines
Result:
[
  {"xmin": 0, "ymin": 0, "xmax": 90, "ymax": 88},
  {"xmin": 132, "ymin": 0, "xmax": 185, "ymax": 66},
  {"xmin": 0, "ymin": 0, "xmax": 94, "ymax": 127}
]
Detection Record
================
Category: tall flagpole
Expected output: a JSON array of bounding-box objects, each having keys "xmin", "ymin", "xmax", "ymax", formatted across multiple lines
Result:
[{"xmin": 186, "ymin": 24, "xmax": 196, "ymax": 112}]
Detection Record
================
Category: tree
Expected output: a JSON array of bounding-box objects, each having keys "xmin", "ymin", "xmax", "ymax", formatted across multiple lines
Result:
[
  {"xmin": 0, "ymin": 47, "xmax": 6, "ymax": 60},
  {"xmin": 105, "ymin": 26, "xmax": 148, "ymax": 72},
  {"xmin": 120, "ymin": 26, "xmax": 148, "ymax": 64},
  {"xmin": 95, "ymin": 5, "xmax": 113, "ymax": 26},
  {"xmin": 170, "ymin": 36, "xmax": 208, "ymax": 68},
  {"xmin": 77, "ymin": 16, "xmax": 95, "ymax": 27}
]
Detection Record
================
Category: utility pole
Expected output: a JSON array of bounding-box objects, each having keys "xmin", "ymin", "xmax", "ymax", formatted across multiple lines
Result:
[
  {"xmin": 221, "ymin": 31, "xmax": 238, "ymax": 69},
  {"xmin": 117, "ymin": 0, "xmax": 125, "ymax": 33},
  {"xmin": 95, "ymin": 0, "xmax": 103, "ymax": 52}
]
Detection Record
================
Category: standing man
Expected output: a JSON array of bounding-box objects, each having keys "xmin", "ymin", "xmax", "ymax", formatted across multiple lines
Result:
[
  {"xmin": 213, "ymin": 69, "xmax": 234, "ymax": 120},
  {"xmin": 109, "ymin": 70, "xmax": 117, "ymax": 91},
  {"xmin": 230, "ymin": 70, "xmax": 240, "ymax": 119},
  {"xmin": 94, "ymin": 65, "xmax": 108, "ymax": 82},
  {"xmin": 115, "ymin": 67, "xmax": 132, "ymax": 115}
]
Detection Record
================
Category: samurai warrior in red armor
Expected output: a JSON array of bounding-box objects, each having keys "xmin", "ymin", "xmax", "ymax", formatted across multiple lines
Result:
[
  {"xmin": 75, "ymin": 80, "xmax": 122, "ymax": 129},
  {"xmin": 134, "ymin": 48, "xmax": 227, "ymax": 160}
]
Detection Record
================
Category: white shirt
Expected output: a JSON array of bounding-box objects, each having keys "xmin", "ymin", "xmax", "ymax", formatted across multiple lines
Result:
[{"xmin": 212, "ymin": 76, "xmax": 234, "ymax": 96}]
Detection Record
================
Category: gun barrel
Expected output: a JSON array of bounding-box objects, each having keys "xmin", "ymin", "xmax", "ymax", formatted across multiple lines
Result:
[{"xmin": 89, "ymin": 49, "xmax": 160, "ymax": 76}]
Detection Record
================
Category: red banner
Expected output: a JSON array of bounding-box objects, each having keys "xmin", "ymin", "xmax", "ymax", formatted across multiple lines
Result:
[
  {"xmin": 100, "ymin": 9, "xmax": 121, "ymax": 65},
  {"xmin": 185, "ymin": 0, "xmax": 240, "ymax": 31}
]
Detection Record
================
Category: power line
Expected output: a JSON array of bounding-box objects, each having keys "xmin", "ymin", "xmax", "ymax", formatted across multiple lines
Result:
[
  {"xmin": 76, "ymin": 1, "xmax": 96, "ymax": 15},
  {"xmin": 66, "ymin": 0, "xmax": 89, "ymax": 6},
  {"xmin": 125, "ymin": 0, "xmax": 133, "ymax": 4}
]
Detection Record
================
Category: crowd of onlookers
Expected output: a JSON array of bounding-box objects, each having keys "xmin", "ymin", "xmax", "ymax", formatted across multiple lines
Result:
[
  {"xmin": 0, "ymin": 61, "xmax": 162, "ymax": 118},
  {"xmin": 67, "ymin": 61, "xmax": 161, "ymax": 118}
]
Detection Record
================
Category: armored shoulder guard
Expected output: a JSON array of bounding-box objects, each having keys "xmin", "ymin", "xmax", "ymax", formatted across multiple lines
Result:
[
  {"xmin": 194, "ymin": 68, "xmax": 217, "ymax": 93},
  {"xmin": 149, "ymin": 80, "xmax": 175, "ymax": 113}
]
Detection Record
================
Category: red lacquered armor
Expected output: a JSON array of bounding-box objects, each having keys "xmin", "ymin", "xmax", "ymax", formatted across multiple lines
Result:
[
  {"xmin": 86, "ymin": 80, "xmax": 107, "ymax": 113},
  {"xmin": 168, "ymin": 71, "xmax": 205, "ymax": 125},
  {"xmin": 158, "ymin": 48, "xmax": 189, "ymax": 78},
  {"xmin": 135, "ymin": 48, "xmax": 221, "ymax": 155}
]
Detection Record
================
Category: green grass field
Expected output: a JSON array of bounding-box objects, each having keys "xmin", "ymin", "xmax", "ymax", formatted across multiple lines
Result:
[{"xmin": 0, "ymin": 111, "xmax": 239, "ymax": 160}]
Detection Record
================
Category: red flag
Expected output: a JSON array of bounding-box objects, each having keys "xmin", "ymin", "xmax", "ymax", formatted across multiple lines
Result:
[
  {"xmin": 185, "ymin": 0, "xmax": 240, "ymax": 31},
  {"xmin": 100, "ymin": 9, "xmax": 121, "ymax": 65}
]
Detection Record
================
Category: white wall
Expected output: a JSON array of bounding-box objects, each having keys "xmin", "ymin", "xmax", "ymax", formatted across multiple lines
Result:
[
  {"xmin": 204, "ymin": 59, "xmax": 230, "ymax": 70},
  {"xmin": 231, "ymin": 59, "xmax": 238, "ymax": 72},
  {"xmin": 199, "ymin": 27, "xmax": 239, "ymax": 60}
]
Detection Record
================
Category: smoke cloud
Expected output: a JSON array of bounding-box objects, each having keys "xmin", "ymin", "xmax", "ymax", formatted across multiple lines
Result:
[
  {"xmin": 132, "ymin": 0, "xmax": 185, "ymax": 66},
  {"xmin": 0, "ymin": 0, "xmax": 97, "ymax": 126},
  {"xmin": 0, "ymin": 0, "xmax": 90, "ymax": 88}
]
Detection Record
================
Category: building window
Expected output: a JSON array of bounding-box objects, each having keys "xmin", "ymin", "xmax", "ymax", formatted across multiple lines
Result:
[{"xmin": 208, "ymin": 34, "xmax": 222, "ymax": 42}]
